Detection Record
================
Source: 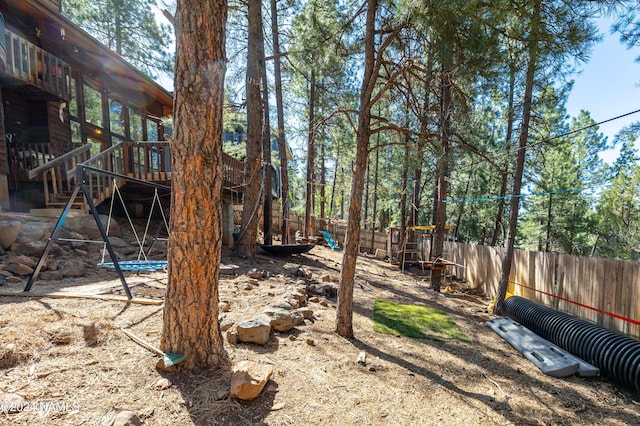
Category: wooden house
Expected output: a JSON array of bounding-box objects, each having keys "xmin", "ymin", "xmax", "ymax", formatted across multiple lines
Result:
[{"xmin": 0, "ymin": 0, "xmax": 177, "ymax": 211}]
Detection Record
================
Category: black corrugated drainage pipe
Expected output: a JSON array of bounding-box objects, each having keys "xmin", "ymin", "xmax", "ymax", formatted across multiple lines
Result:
[{"xmin": 503, "ymin": 296, "xmax": 640, "ymax": 394}]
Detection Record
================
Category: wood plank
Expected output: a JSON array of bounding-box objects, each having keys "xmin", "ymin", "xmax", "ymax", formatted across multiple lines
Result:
[{"xmin": 0, "ymin": 290, "xmax": 163, "ymax": 305}]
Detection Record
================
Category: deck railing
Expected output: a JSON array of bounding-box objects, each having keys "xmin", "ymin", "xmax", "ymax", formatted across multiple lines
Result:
[
  {"xmin": 23, "ymin": 140, "xmax": 246, "ymax": 210},
  {"xmin": 27, "ymin": 143, "xmax": 92, "ymax": 208},
  {"xmin": 3, "ymin": 28, "xmax": 72, "ymax": 100}
]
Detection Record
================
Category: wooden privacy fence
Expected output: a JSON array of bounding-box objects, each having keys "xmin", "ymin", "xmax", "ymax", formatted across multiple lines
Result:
[{"xmin": 427, "ymin": 241, "xmax": 640, "ymax": 339}]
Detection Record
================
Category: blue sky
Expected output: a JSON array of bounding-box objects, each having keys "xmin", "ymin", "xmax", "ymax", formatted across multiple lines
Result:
[{"xmin": 565, "ymin": 17, "xmax": 640, "ymax": 163}]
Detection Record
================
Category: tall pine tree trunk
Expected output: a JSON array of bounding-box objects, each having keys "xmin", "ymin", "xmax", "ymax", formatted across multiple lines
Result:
[
  {"xmin": 304, "ymin": 70, "xmax": 316, "ymax": 237},
  {"xmin": 270, "ymin": 0, "xmax": 290, "ymax": 243},
  {"xmin": 336, "ymin": 0, "xmax": 377, "ymax": 338},
  {"xmin": 495, "ymin": 1, "xmax": 541, "ymax": 315},
  {"xmin": 399, "ymin": 144, "xmax": 409, "ymax": 263},
  {"xmin": 371, "ymin": 144, "xmax": 379, "ymax": 251},
  {"xmin": 431, "ymin": 65, "xmax": 452, "ymax": 292},
  {"xmin": 260, "ymin": 18, "xmax": 272, "ymax": 246},
  {"xmin": 236, "ymin": 0, "xmax": 264, "ymax": 258},
  {"xmin": 320, "ymin": 138, "xmax": 326, "ymax": 229},
  {"xmin": 161, "ymin": 0, "xmax": 229, "ymax": 370},
  {"xmin": 492, "ymin": 65, "xmax": 516, "ymax": 247},
  {"xmin": 330, "ymin": 144, "xmax": 341, "ymax": 215}
]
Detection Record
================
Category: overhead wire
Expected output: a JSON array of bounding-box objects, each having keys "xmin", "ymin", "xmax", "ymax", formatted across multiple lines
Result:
[{"xmin": 451, "ymin": 107, "xmax": 640, "ymax": 173}]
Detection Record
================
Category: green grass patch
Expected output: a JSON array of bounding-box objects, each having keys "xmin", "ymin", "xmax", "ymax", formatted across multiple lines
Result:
[{"xmin": 373, "ymin": 300, "xmax": 470, "ymax": 342}]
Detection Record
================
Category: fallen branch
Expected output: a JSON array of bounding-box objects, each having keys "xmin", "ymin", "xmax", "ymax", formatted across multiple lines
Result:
[{"xmin": 0, "ymin": 290, "xmax": 163, "ymax": 305}]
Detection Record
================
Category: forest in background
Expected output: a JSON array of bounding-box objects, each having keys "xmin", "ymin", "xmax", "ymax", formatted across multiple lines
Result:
[{"xmin": 60, "ymin": 0, "xmax": 640, "ymax": 262}]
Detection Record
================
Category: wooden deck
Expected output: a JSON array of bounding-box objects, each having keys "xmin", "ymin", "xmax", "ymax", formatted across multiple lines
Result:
[{"xmin": 19, "ymin": 140, "xmax": 246, "ymax": 210}]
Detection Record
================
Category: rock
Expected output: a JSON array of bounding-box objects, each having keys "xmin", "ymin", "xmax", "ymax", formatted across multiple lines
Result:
[
  {"xmin": 263, "ymin": 307, "xmax": 304, "ymax": 332},
  {"xmin": 308, "ymin": 296, "xmax": 320, "ymax": 303},
  {"xmin": 112, "ymin": 410, "xmax": 141, "ymax": 426},
  {"xmin": 138, "ymin": 407, "xmax": 155, "ymax": 420},
  {"xmin": 309, "ymin": 284, "xmax": 338, "ymax": 297},
  {"xmin": 270, "ymin": 300, "xmax": 293, "ymax": 310},
  {"xmin": 153, "ymin": 378, "xmax": 172, "ymax": 390},
  {"xmin": 247, "ymin": 268, "xmax": 265, "ymax": 279},
  {"xmin": 118, "ymin": 246, "xmax": 138, "ymax": 256},
  {"xmin": 107, "ymin": 236, "xmax": 129, "ymax": 248},
  {"xmin": 297, "ymin": 307, "xmax": 314, "ymax": 320},
  {"xmin": 220, "ymin": 301, "xmax": 231, "ymax": 312},
  {"xmin": 70, "ymin": 240, "xmax": 88, "ymax": 250},
  {"xmin": 230, "ymin": 360, "xmax": 273, "ymax": 401},
  {"xmin": 61, "ymin": 265, "xmax": 85, "ymax": 278},
  {"xmin": 11, "ymin": 241, "xmax": 46, "ymax": 257},
  {"xmin": 5, "ymin": 263, "xmax": 34, "ymax": 276},
  {"xmin": 296, "ymin": 267, "xmax": 312, "ymax": 279},
  {"xmin": 241, "ymin": 283, "xmax": 253, "ymax": 291},
  {"xmin": 8, "ymin": 255, "xmax": 36, "ymax": 268},
  {"xmin": 63, "ymin": 215, "xmax": 120, "ymax": 239},
  {"xmin": 322, "ymin": 274, "xmax": 332, "ymax": 282},
  {"xmin": 216, "ymin": 390, "xmax": 230, "ymax": 400},
  {"xmin": 236, "ymin": 316, "xmax": 271, "ymax": 345},
  {"xmin": 288, "ymin": 335, "xmax": 297, "ymax": 341},
  {"xmin": 6, "ymin": 276, "xmax": 22, "ymax": 284},
  {"xmin": 226, "ymin": 328, "xmax": 239, "ymax": 345},
  {"xmin": 0, "ymin": 220, "xmax": 22, "ymax": 249},
  {"xmin": 0, "ymin": 276, "xmax": 5, "ymax": 286},
  {"xmin": 220, "ymin": 318, "xmax": 235, "ymax": 331},
  {"xmin": 292, "ymin": 291, "xmax": 307, "ymax": 302},
  {"xmin": 15, "ymin": 222, "xmax": 45, "ymax": 243},
  {"xmin": 284, "ymin": 298, "xmax": 300, "ymax": 309},
  {"xmin": 305, "ymin": 338, "xmax": 316, "ymax": 346},
  {"xmin": 319, "ymin": 300, "xmax": 329, "ymax": 307},
  {"xmin": 39, "ymin": 271, "xmax": 64, "ymax": 281},
  {"xmin": 357, "ymin": 350, "xmax": 367, "ymax": 366}
]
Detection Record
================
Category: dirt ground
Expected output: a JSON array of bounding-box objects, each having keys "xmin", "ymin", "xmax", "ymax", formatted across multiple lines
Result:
[{"xmin": 1, "ymin": 242, "xmax": 640, "ymax": 425}]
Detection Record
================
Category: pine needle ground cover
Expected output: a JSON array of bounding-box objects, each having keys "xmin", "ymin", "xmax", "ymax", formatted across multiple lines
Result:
[{"xmin": 373, "ymin": 300, "xmax": 470, "ymax": 342}]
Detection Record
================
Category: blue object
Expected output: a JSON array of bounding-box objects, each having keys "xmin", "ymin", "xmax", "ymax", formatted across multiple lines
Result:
[
  {"xmin": 321, "ymin": 230, "xmax": 341, "ymax": 251},
  {"xmin": 98, "ymin": 260, "xmax": 168, "ymax": 271}
]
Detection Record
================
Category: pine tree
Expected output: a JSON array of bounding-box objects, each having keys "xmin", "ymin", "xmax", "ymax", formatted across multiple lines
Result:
[{"xmin": 62, "ymin": 0, "xmax": 174, "ymax": 78}]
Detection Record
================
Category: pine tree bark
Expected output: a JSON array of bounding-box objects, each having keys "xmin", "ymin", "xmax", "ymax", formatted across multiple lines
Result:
[
  {"xmin": 336, "ymin": 0, "xmax": 377, "ymax": 338},
  {"xmin": 431, "ymin": 65, "xmax": 452, "ymax": 293},
  {"xmin": 270, "ymin": 0, "xmax": 290, "ymax": 243},
  {"xmin": 304, "ymin": 70, "xmax": 316, "ymax": 238},
  {"xmin": 491, "ymin": 65, "xmax": 516, "ymax": 247},
  {"xmin": 161, "ymin": 0, "xmax": 229, "ymax": 371},
  {"xmin": 495, "ymin": 1, "xmax": 541, "ymax": 315},
  {"xmin": 260, "ymin": 16, "xmax": 272, "ymax": 246},
  {"xmin": 236, "ymin": 0, "xmax": 264, "ymax": 258}
]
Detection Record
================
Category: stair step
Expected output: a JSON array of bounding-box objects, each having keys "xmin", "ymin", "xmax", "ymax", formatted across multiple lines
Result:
[{"xmin": 45, "ymin": 201, "xmax": 85, "ymax": 209}]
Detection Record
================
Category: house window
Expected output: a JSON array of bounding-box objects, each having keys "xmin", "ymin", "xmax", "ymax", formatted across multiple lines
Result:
[
  {"xmin": 109, "ymin": 99, "xmax": 125, "ymax": 137},
  {"xmin": 129, "ymin": 107, "xmax": 143, "ymax": 140},
  {"xmin": 71, "ymin": 120, "xmax": 82, "ymax": 146},
  {"xmin": 146, "ymin": 117, "xmax": 159, "ymax": 141},
  {"xmin": 69, "ymin": 76, "xmax": 78, "ymax": 118},
  {"xmin": 84, "ymin": 82, "xmax": 103, "ymax": 128}
]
